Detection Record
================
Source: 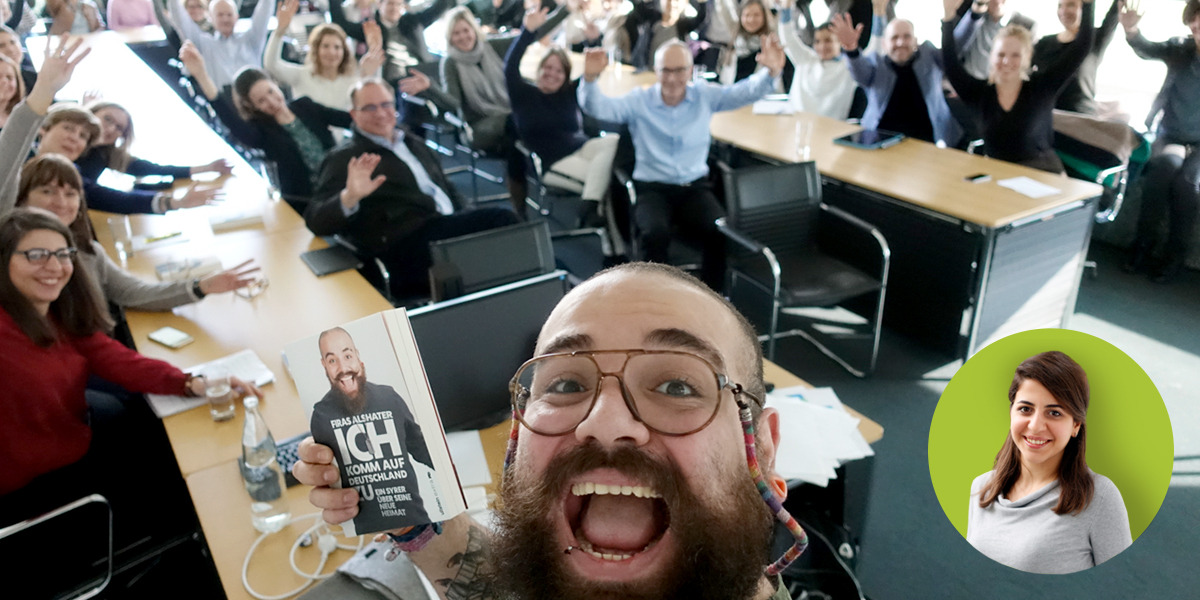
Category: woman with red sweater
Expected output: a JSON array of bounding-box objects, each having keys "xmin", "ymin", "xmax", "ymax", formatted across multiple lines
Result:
[{"xmin": 0, "ymin": 207, "xmax": 258, "ymax": 502}]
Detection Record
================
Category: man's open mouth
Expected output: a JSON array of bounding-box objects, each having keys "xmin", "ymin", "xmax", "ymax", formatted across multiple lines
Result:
[{"xmin": 564, "ymin": 481, "xmax": 670, "ymax": 562}]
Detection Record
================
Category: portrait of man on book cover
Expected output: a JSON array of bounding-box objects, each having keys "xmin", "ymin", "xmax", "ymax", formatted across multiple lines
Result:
[{"xmin": 285, "ymin": 312, "xmax": 466, "ymax": 536}]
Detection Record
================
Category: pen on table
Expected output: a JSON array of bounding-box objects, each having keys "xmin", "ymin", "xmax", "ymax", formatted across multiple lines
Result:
[{"xmin": 145, "ymin": 231, "xmax": 183, "ymax": 243}]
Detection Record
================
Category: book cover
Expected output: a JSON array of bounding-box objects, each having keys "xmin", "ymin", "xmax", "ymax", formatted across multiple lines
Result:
[{"xmin": 282, "ymin": 310, "xmax": 466, "ymax": 536}]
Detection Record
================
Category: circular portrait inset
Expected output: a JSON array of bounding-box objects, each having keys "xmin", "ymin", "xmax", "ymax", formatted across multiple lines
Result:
[{"xmin": 929, "ymin": 329, "xmax": 1172, "ymax": 574}]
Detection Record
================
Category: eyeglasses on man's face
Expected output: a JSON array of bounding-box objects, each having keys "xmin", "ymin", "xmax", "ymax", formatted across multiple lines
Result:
[
  {"xmin": 16, "ymin": 247, "xmax": 78, "ymax": 266},
  {"xmin": 509, "ymin": 349, "xmax": 761, "ymax": 437},
  {"xmin": 354, "ymin": 102, "xmax": 396, "ymax": 115}
]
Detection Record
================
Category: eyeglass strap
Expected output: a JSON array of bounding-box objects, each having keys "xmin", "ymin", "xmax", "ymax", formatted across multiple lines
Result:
[
  {"xmin": 502, "ymin": 412, "xmax": 520, "ymax": 473},
  {"xmin": 735, "ymin": 390, "xmax": 809, "ymax": 578}
]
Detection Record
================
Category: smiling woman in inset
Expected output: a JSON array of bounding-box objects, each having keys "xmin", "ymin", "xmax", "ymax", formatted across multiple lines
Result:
[{"xmin": 967, "ymin": 351, "xmax": 1131, "ymax": 574}]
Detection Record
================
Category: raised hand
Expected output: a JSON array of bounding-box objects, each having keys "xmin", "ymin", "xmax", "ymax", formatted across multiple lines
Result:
[
  {"xmin": 363, "ymin": 19, "xmax": 383, "ymax": 52},
  {"xmin": 173, "ymin": 182, "xmax": 224, "ymax": 209},
  {"xmin": 397, "ymin": 68, "xmax": 431, "ymax": 95},
  {"xmin": 276, "ymin": 0, "xmax": 299, "ymax": 30},
  {"xmin": 582, "ymin": 47, "xmax": 608, "ymax": 81},
  {"xmin": 943, "ymin": 0, "xmax": 965, "ymax": 21},
  {"xmin": 829, "ymin": 12, "xmax": 863, "ymax": 51},
  {"xmin": 199, "ymin": 259, "xmax": 262, "ymax": 294},
  {"xmin": 178, "ymin": 40, "xmax": 205, "ymax": 75},
  {"xmin": 360, "ymin": 46, "xmax": 385, "ymax": 77},
  {"xmin": 756, "ymin": 34, "xmax": 786, "ymax": 77},
  {"xmin": 523, "ymin": 6, "xmax": 550, "ymax": 31},
  {"xmin": 342, "ymin": 153, "xmax": 386, "ymax": 209},
  {"xmin": 27, "ymin": 35, "xmax": 91, "ymax": 114},
  {"xmin": 1118, "ymin": 0, "xmax": 1142, "ymax": 35},
  {"xmin": 193, "ymin": 158, "xmax": 235, "ymax": 176}
]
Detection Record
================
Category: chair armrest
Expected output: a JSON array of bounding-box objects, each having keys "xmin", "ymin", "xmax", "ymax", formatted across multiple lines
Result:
[
  {"xmin": 715, "ymin": 217, "xmax": 766, "ymax": 254},
  {"xmin": 614, "ymin": 168, "xmax": 636, "ymax": 207},
  {"xmin": 819, "ymin": 203, "xmax": 891, "ymax": 280},
  {"xmin": 966, "ymin": 139, "xmax": 984, "ymax": 155}
]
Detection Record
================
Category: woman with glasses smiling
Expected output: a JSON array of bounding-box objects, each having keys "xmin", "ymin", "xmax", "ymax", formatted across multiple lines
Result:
[
  {"xmin": 179, "ymin": 41, "xmax": 352, "ymax": 209},
  {"xmin": 0, "ymin": 208, "xmax": 261, "ymax": 508}
]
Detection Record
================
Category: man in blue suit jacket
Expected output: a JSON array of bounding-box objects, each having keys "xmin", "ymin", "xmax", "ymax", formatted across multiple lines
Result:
[{"xmin": 832, "ymin": 10, "xmax": 962, "ymax": 148}]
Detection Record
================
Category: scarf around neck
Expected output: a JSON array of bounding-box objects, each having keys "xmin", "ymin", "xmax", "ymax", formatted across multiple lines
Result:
[{"xmin": 447, "ymin": 40, "xmax": 510, "ymax": 118}]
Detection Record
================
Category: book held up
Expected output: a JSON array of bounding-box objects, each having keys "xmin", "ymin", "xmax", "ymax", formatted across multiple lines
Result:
[{"xmin": 283, "ymin": 310, "xmax": 466, "ymax": 536}]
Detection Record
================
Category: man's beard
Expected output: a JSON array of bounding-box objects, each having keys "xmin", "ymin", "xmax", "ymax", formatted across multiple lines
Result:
[
  {"xmin": 489, "ymin": 440, "xmax": 774, "ymax": 600},
  {"xmin": 328, "ymin": 366, "xmax": 369, "ymax": 414}
]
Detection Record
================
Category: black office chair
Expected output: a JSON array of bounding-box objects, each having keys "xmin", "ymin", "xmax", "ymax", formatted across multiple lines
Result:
[
  {"xmin": 516, "ymin": 140, "xmax": 622, "ymax": 258},
  {"xmin": 0, "ymin": 494, "xmax": 113, "ymax": 599},
  {"xmin": 716, "ymin": 161, "xmax": 890, "ymax": 377},
  {"xmin": 1051, "ymin": 110, "xmax": 1151, "ymax": 276},
  {"xmin": 427, "ymin": 220, "xmax": 557, "ymax": 302},
  {"xmin": 324, "ymin": 235, "xmax": 398, "ymax": 306}
]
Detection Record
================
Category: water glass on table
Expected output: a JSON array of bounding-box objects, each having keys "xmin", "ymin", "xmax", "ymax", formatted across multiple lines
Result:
[
  {"xmin": 107, "ymin": 215, "xmax": 132, "ymax": 262},
  {"xmin": 795, "ymin": 120, "xmax": 814, "ymax": 161},
  {"xmin": 203, "ymin": 365, "xmax": 237, "ymax": 422}
]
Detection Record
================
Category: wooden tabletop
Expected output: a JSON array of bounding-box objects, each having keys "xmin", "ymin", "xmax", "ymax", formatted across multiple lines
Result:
[{"xmin": 709, "ymin": 107, "xmax": 1103, "ymax": 229}]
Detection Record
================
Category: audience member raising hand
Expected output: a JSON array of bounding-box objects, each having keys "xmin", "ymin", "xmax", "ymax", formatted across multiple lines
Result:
[
  {"xmin": 265, "ymin": 0, "xmax": 380, "ymax": 110},
  {"xmin": 1120, "ymin": 0, "xmax": 1200, "ymax": 283},
  {"xmin": 941, "ymin": 0, "xmax": 1095, "ymax": 174},
  {"xmin": 181, "ymin": 41, "xmax": 352, "ymax": 206}
]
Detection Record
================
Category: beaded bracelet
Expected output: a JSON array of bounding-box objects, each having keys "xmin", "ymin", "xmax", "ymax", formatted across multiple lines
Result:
[{"xmin": 384, "ymin": 521, "xmax": 443, "ymax": 560}]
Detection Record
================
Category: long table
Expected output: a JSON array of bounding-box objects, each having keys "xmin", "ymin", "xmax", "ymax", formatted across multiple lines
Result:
[{"xmin": 711, "ymin": 109, "xmax": 1103, "ymax": 358}]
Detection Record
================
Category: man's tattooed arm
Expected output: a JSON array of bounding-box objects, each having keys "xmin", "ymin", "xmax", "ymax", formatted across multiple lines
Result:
[{"xmin": 408, "ymin": 514, "xmax": 497, "ymax": 600}]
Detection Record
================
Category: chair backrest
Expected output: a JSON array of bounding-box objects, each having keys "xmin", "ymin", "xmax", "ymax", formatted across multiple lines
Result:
[
  {"xmin": 720, "ymin": 161, "xmax": 823, "ymax": 255},
  {"xmin": 1051, "ymin": 110, "xmax": 1151, "ymax": 223},
  {"xmin": 408, "ymin": 271, "xmax": 571, "ymax": 431},
  {"xmin": 0, "ymin": 494, "xmax": 112, "ymax": 599},
  {"xmin": 428, "ymin": 220, "xmax": 556, "ymax": 301}
]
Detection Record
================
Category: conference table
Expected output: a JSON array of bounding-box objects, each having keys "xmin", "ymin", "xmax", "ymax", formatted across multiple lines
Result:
[{"xmin": 709, "ymin": 109, "xmax": 1104, "ymax": 358}]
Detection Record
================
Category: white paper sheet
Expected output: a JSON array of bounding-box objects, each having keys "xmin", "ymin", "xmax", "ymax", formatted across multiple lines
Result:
[
  {"xmin": 766, "ymin": 388, "xmax": 874, "ymax": 487},
  {"xmin": 997, "ymin": 176, "xmax": 1062, "ymax": 199},
  {"xmin": 752, "ymin": 99, "xmax": 795, "ymax": 115},
  {"xmin": 446, "ymin": 431, "xmax": 493, "ymax": 488},
  {"xmin": 146, "ymin": 349, "xmax": 276, "ymax": 418}
]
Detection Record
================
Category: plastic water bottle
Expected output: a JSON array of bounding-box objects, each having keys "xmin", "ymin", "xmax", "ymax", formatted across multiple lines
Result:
[{"xmin": 241, "ymin": 397, "xmax": 291, "ymax": 533}]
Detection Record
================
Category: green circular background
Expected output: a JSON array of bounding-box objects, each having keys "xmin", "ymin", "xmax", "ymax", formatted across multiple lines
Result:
[{"xmin": 929, "ymin": 329, "xmax": 1172, "ymax": 542}]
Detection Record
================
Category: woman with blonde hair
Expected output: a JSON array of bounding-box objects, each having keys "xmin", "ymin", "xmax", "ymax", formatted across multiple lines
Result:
[
  {"xmin": 0, "ymin": 54, "xmax": 23, "ymax": 129},
  {"xmin": 264, "ymin": 0, "xmax": 383, "ymax": 110},
  {"xmin": 718, "ymin": 0, "xmax": 775, "ymax": 84},
  {"xmin": 75, "ymin": 100, "xmax": 232, "ymax": 182},
  {"xmin": 967, "ymin": 350, "xmax": 1131, "ymax": 573},
  {"xmin": 942, "ymin": 0, "xmax": 1095, "ymax": 173}
]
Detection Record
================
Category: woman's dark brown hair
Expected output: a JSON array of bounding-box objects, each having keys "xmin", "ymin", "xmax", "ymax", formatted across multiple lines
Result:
[
  {"xmin": 979, "ymin": 351, "xmax": 1093, "ymax": 515},
  {"xmin": 17, "ymin": 154, "xmax": 97, "ymax": 256},
  {"xmin": 232, "ymin": 67, "xmax": 276, "ymax": 121},
  {"xmin": 0, "ymin": 207, "xmax": 112, "ymax": 347},
  {"xmin": 538, "ymin": 46, "xmax": 573, "ymax": 84},
  {"xmin": 1185, "ymin": 0, "xmax": 1200, "ymax": 25}
]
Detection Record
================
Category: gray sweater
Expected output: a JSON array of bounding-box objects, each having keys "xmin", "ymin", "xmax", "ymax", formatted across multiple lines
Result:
[
  {"xmin": 1, "ymin": 102, "xmax": 43, "ymax": 211},
  {"xmin": 80, "ymin": 240, "xmax": 199, "ymax": 311},
  {"xmin": 967, "ymin": 470, "xmax": 1131, "ymax": 574}
]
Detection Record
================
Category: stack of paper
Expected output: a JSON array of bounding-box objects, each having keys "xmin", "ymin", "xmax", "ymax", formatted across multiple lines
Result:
[
  {"xmin": 766, "ymin": 386, "xmax": 874, "ymax": 487},
  {"xmin": 146, "ymin": 349, "xmax": 276, "ymax": 418}
]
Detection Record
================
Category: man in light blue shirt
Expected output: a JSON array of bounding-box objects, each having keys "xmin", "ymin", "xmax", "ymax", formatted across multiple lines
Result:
[
  {"xmin": 170, "ymin": 0, "xmax": 273, "ymax": 89},
  {"xmin": 577, "ymin": 38, "xmax": 784, "ymax": 289}
]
